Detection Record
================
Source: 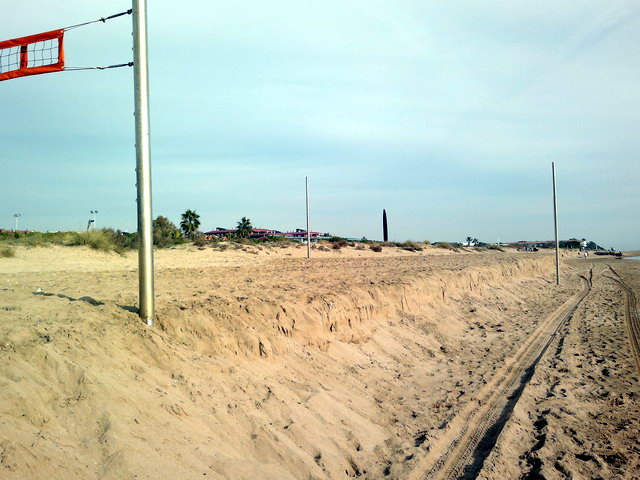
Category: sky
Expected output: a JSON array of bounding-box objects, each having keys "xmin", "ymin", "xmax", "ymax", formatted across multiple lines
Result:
[{"xmin": 1, "ymin": 1, "xmax": 639, "ymax": 249}]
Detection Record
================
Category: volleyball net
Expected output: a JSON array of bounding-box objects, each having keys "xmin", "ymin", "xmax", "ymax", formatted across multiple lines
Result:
[
  {"xmin": 0, "ymin": 9, "xmax": 132, "ymax": 81},
  {"xmin": 0, "ymin": 29, "xmax": 64, "ymax": 80}
]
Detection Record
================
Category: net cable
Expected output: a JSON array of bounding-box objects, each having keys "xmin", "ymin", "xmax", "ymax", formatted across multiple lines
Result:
[
  {"xmin": 62, "ymin": 9, "xmax": 134, "ymax": 71},
  {"xmin": 63, "ymin": 9, "xmax": 133, "ymax": 31}
]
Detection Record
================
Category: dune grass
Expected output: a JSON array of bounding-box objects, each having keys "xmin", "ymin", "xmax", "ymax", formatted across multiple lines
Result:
[
  {"xmin": 434, "ymin": 242, "xmax": 458, "ymax": 251},
  {"xmin": 0, "ymin": 245, "xmax": 15, "ymax": 258},
  {"xmin": 0, "ymin": 230, "xmax": 133, "ymax": 254}
]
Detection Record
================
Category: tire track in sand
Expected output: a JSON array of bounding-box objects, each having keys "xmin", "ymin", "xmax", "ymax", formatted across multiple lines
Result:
[
  {"xmin": 408, "ymin": 271, "xmax": 592, "ymax": 480},
  {"xmin": 604, "ymin": 265, "xmax": 640, "ymax": 373}
]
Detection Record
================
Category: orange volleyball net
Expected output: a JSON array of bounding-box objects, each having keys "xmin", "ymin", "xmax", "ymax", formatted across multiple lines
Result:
[
  {"xmin": 0, "ymin": 29, "xmax": 65, "ymax": 81},
  {"xmin": 0, "ymin": 9, "xmax": 133, "ymax": 82}
]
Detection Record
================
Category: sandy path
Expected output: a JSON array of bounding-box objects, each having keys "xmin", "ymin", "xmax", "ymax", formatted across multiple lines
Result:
[
  {"xmin": 476, "ymin": 261, "xmax": 640, "ymax": 480},
  {"xmin": 408, "ymin": 269, "xmax": 592, "ymax": 479},
  {"xmin": 605, "ymin": 265, "xmax": 640, "ymax": 373}
]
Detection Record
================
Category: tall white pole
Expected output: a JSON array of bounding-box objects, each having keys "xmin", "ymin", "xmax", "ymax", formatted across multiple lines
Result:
[
  {"xmin": 552, "ymin": 162, "xmax": 560, "ymax": 286},
  {"xmin": 133, "ymin": 0, "xmax": 155, "ymax": 325},
  {"xmin": 306, "ymin": 177, "xmax": 311, "ymax": 259}
]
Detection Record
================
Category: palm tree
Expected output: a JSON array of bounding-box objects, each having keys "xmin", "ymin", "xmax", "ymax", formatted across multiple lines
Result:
[
  {"xmin": 180, "ymin": 209, "xmax": 201, "ymax": 238},
  {"xmin": 236, "ymin": 216, "xmax": 253, "ymax": 238},
  {"xmin": 466, "ymin": 236, "xmax": 473, "ymax": 246}
]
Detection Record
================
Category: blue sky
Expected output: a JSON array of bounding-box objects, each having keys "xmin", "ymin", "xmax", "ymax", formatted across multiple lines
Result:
[{"xmin": 2, "ymin": 1, "xmax": 639, "ymax": 249}]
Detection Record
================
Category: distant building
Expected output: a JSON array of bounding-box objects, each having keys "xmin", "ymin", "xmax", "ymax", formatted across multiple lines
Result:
[
  {"xmin": 503, "ymin": 241, "xmax": 555, "ymax": 249},
  {"xmin": 204, "ymin": 227, "xmax": 328, "ymax": 242}
]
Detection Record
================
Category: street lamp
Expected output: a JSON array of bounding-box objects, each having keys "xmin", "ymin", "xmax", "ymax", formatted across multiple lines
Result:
[
  {"xmin": 12, "ymin": 213, "xmax": 21, "ymax": 232},
  {"xmin": 89, "ymin": 210, "xmax": 99, "ymax": 230}
]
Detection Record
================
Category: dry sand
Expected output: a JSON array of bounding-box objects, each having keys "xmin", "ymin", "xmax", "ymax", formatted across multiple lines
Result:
[{"xmin": 0, "ymin": 244, "xmax": 638, "ymax": 479}]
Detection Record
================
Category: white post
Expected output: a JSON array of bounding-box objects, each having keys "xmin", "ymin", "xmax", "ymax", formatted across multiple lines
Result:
[
  {"xmin": 306, "ymin": 176, "xmax": 311, "ymax": 259},
  {"xmin": 13, "ymin": 213, "xmax": 21, "ymax": 232},
  {"xmin": 133, "ymin": 0, "xmax": 155, "ymax": 326},
  {"xmin": 552, "ymin": 162, "xmax": 560, "ymax": 285}
]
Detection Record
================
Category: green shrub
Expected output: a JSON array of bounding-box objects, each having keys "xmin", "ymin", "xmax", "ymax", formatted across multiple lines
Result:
[
  {"xmin": 153, "ymin": 216, "xmax": 182, "ymax": 247},
  {"xmin": 0, "ymin": 245, "xmax": 15, "ymax": 258}
]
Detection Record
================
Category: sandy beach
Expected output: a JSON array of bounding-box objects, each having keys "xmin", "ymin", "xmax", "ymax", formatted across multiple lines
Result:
[{"xmin": 0, "ymin": 244, "xmax": 638, "ymax": 479}]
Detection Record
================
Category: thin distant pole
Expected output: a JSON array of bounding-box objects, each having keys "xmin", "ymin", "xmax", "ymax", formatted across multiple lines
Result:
[
  {"xmin": 306, "ymin": 176, "xmax": 311, "ymax": 259},
  {"xmin": 552, "ymin": 162, "xmax": 560, "ymax": 285},
  {"xmin": 133, "ymin": 0, "xmax": 155, "ymax": 325}
]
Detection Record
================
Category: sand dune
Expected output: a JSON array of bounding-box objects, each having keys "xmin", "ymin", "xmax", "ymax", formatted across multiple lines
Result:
[{"xmin": 0, "ymin": 245, "xmax": 638, "ymax": 479}]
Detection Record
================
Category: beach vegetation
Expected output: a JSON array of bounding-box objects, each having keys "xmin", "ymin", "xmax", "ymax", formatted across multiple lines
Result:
[
  {"xmin": 370, "ymin": 244, "xmax": 383, "ymax": 252},
  {"xmin": 153, "ymin": 216, "xmax": 182, "ymax": 247},
  {"xmin": 401, "ymin": 240, "xmax": 423, "ymax": 252},
  {"xmin": 193, "ymin": 235, "xmax": 207, "ymax": 247},
  {"xmin": 0, "ymin": 229, "xmax": 136, "ymax": 254},
  {"xmin": 236, "ymin": 217, "xmax": 253, "ymax": 238},
  {"xmin": 180, "ymin": 210, "xmax": 201, "ymax": 239},
  {"xmin": 434, "ymin": 242, "xmax": 458, "ymax": 251},
  {"xmin": 65, "ymin": 230, "xmax": 125, "ymax": 254},
  {"xmin": 0, "ymin": 245, "xmax": 15, "ymax": 258}
]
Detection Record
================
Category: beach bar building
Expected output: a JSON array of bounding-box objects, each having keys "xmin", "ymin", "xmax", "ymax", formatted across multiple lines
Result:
[{"xmin": 204, "ymin": 227, "xmax": 327, "ymax": 242}]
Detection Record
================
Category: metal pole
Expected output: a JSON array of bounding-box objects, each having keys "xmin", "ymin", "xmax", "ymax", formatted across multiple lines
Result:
[
  {"xmin": 552, "ymin": 162, "xmax": 560, "ymax": 285},
  {"xmin": 383, "ymin": 209, "xmax": 388, "ymax": 242},
  {"xmin": 306, "ymin": 176, "xmax": 311, "ymax": 259},
  {"xmin": 133, "ymin": 0, "xmax": 155, "ymax": 325}
]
